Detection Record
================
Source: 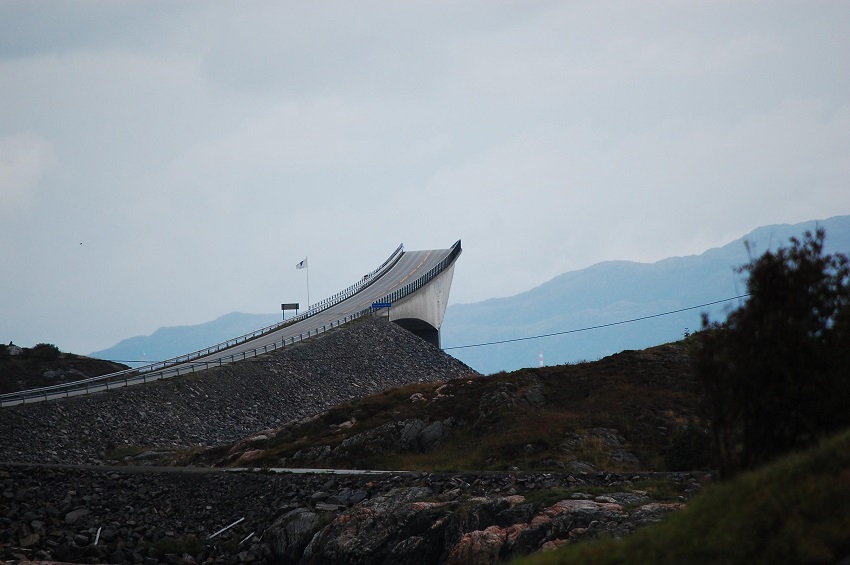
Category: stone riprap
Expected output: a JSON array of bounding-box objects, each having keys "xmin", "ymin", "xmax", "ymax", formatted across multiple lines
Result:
[
  {"xmin": 0, "ymin": 464, "xmax": 700, "ymax": 564},
  {"xmin": 0, "ymin": 319, "xmax": 475, "ymax": 465}
]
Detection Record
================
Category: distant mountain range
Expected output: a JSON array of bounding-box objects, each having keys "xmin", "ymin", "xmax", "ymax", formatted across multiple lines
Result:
[
  {"xmin": 90, "ymin": 312, "xmax": 281, "ymax": 366},
  {"xmin": 92, "ymin": 215, "xmax": 850, "ymax": 373},
  {"xmin": 442, "ymin": 215, "xmax": 850, "ymax": 373}
]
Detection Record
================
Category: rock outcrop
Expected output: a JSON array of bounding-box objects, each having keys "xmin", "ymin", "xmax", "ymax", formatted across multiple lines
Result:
[{"xmin": 0, "ymin": 464, "xmax": 700, "ymax": 564}]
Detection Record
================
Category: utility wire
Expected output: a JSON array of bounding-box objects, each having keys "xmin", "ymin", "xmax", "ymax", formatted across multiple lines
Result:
[
  {"xmin": 104, "ymin": 294, "xmax": 750, "ymax": 363},
  {"xmin": 442, "ymin": 294, "xmax": 749, "ymax": 351}
]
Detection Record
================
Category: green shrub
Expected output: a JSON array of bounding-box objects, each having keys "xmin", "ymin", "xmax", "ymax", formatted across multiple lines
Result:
[
  {"xmin": 694, "ymin": 228, "xmax": 850, "ymax": 478},
  {"xmin": 664, "ymin": 424, "xmax": 712, "ymax": 471},
  {"xmin": 30, "ymin": 343, "xmax": 61, "ymax": 359}
]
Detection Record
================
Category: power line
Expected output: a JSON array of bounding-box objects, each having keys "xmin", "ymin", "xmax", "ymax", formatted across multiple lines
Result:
[
  {"xmin": 103, "ymin": 294, "xmax": 750, "ymax": 363},
  {"xmin": 442, "ymin": 294, "xmax": 749, "ymax": 351}
]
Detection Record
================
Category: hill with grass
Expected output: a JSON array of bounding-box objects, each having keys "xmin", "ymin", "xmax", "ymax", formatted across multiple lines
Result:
[
  {"xmin": 0, "ymin": 342, "xmax": 128, "ymax": 395},
  {"xmin": 513, "ymin": 427, "xmax": 850, "ymax": 565},
  {"xmin": 4, "ymin": 315, "xmax": 847, "ymax": 563},
  {"xmin": 176, "ymin": 339, "xmax": 709, "ymax": 474}
]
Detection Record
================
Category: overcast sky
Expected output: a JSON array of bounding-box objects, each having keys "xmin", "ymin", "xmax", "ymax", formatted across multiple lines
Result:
[{"xmin": 2, "ymin": 1, "xmax": 849, "ymax": 354}]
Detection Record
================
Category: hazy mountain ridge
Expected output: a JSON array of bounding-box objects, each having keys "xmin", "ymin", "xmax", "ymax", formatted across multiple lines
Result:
[
  {"xmin": 92, "ymin": 216, "xmax": 850, "ymax": 373},
  {"xmin": 442, "ymin": 215, "xmax": 850, "ymax": 373},
  {"xmin": 91, "ymin": 311, "xmax": 281, "ymax": 365}
]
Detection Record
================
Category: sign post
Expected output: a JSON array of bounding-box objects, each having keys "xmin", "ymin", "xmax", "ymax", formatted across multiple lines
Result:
[
  {"xmin": 371, "ymin": 301, "xmax": 392, "ymax": 318},
  {"xmin": 281, "ymin": 303, "xmax": 300, "ymax": 321}
]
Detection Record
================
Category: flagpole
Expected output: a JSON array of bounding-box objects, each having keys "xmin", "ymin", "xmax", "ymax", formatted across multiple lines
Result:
[{"xmin": 296, "ymin": 257, "xmax": 310, "ymax": 308}]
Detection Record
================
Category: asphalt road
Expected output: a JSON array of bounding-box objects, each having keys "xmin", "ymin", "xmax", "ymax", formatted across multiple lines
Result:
[
  {"xmin": 1, "ymin": 246, "xmax": 453, "ymax": 406},
  {"xmin": 187, "ymin": 248, "xmax": 445, "ymax": 363}
]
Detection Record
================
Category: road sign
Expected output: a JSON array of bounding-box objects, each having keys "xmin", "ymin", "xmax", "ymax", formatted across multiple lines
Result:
[
  {"xmin": 281, "ymin": 303, "xmax": 300, "ymax": 321},
  {"xmin": 372, "ymin": 302, "xmax": 392, "ymax": 309}
]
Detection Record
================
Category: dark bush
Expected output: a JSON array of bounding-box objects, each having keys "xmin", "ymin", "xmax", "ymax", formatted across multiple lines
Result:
[
  {"xmin": 694, "ymin": 228, "xmax": 850, "ymax": 478},
  {"xmin": 30, "ymin": 343, "xmax": 61, "ymax": 359},
  {"xmin": 664, "ymin": 424, "xmax": 712, "ymax": 471}
]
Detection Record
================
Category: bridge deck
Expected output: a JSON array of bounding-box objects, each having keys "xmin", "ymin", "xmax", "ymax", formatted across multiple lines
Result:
[
  {"xmin": 190, "ymin": 248, "xmax": 449, "ymax": 364},
  {"xmin": 1, "ymin": 243, "xmax": 460, "ymax": 406}
]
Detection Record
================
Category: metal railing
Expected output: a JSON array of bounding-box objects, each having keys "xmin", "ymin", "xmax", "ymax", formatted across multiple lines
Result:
[
  {"xmin": 0, "ymin": 241, "xmax": 461, "ymax": 407},
  {"xmin": 131, "ymin": 242, "xmax": 405, "ymax": 374},
  {"xmin": 372, "ymin": 240, "xmax": 461, "ymax": 306}
]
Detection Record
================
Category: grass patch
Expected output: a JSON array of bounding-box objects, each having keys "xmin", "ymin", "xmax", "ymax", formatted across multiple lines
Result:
[
  {"xmin": 523, "ymin": 488, "xmax": 574, "ymax": 510},
  {"xmin": 176, "ymin": 341, "xmax": 712, "ymax": 474},
  {"xmin": 103, "ymin": 445, "xmax": 151, "ymax": 461},
  {"xmin": 511, "ymin": 428, "xmax": 850, "ymax": 564}
]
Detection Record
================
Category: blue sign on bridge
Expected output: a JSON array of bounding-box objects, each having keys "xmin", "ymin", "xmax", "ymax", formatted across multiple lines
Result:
[{"xmin": 372, "ymin": 302, "xmax": 392, "ymax": 309}]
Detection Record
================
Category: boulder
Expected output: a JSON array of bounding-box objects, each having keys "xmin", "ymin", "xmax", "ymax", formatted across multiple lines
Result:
[
  {"xmin": 266, "ymin": 508, "xmax": 322, "ymax": 563},
  {"xmin": 301, "ymin": 488, "xmax": 453, "ymax": 564},
  {"xmin": 420, "ymin": 421, "xmax": 448, "ymax": 450},
  {"xmin": 64, "ymin": 508, "xmax": 89, "ymax": 525}
]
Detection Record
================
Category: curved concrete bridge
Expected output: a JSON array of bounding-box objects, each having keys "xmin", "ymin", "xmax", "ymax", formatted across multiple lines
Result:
[{"xmin": 1, "ymin": 241, "xmax": 461, "ymax": 406}]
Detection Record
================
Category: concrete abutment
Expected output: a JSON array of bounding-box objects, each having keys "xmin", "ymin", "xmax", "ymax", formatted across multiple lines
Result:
[{"xmin": 385, "ymin": 261, "xmax": 457, "ymax": 348}]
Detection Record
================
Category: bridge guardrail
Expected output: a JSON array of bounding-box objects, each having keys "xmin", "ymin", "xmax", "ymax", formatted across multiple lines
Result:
[
  {"xmin": 0, "ymin": 241, "xmax": 460, "ymax": 407},
  {"xmin": 0, "ymin": 244, "xmax": 404, "ymax": 400},
  {"xmin": 134, "ymin": 242, "xmax": 405, "ymax": 374}
]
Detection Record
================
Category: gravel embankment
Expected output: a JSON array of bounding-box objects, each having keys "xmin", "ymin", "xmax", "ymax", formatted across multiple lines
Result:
[{"xmin": 0, "ymin": 318, "xmax": 476, "ymax": 465}]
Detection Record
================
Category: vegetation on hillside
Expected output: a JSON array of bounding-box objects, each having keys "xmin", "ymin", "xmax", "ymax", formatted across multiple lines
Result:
[
  {"xmin": 511, "ymin": 228, "xmax": 850, "ymax": 563},
  {"xmin": 11, "ymin": 228, "xmax": 850, "ymax": 563},
  {"xmin": 0, "ymin": 343, "xmax": 128, "ymax": 395},
  {"xmin": 176, "ymin": 342, "xmax": 710, "ymax": 473},
  {"xmin": 511, "ymin": 427, "xmax": 850, "ymax": 565},
  {"xmin": 693, "ymin": 228, "xmax": 850, "ymax": 477}
]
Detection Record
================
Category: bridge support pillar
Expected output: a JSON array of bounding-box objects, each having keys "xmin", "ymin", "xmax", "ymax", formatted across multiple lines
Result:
[{"xmin": 388, "ymin": 261, "xmax": 457, "ymax": 348}]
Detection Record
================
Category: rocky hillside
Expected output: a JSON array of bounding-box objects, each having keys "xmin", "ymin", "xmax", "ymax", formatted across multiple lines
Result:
[
  {"xmin": 0, "ymin": 319, "xmax": 716, "ymax": 564},
  {"xmin": 513, "ymin": 427, "xmax": 850, "ymax": 564},
  {"xmin": 0, "ymin": 344, "xmax": 128, "ymax": 395},
  {"xmin": 180, "ymin": 340, "xmax": 709, "ymax": 474},
  {"xmin": 0, "ymin": 318, "xmax": 475, "ymax": 465},
  {"xmin": 0, "ymin": 464, "xmax": 703, "ymax": 564}
]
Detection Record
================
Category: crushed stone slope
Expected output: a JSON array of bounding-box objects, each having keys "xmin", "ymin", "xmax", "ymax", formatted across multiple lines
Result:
[{"xmin": 0, "ymin": 318, "xmax": 476, "ymax": 465}]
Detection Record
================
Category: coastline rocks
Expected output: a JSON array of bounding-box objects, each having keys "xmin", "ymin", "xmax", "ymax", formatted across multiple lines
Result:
[{"xmin": 0, "ymin": 465, "xmax": 700, "ymax": 564}]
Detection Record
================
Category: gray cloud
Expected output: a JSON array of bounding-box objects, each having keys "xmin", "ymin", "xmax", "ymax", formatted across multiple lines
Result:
[{"xmin": 1, "ymin": 1, "xmax": 848, "ymax": 354}]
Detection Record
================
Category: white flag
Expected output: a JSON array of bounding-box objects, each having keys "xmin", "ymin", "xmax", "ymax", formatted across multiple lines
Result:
[{"xmin": 296, "ymin": 258, "xmax": 308, "ymax": 269}]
